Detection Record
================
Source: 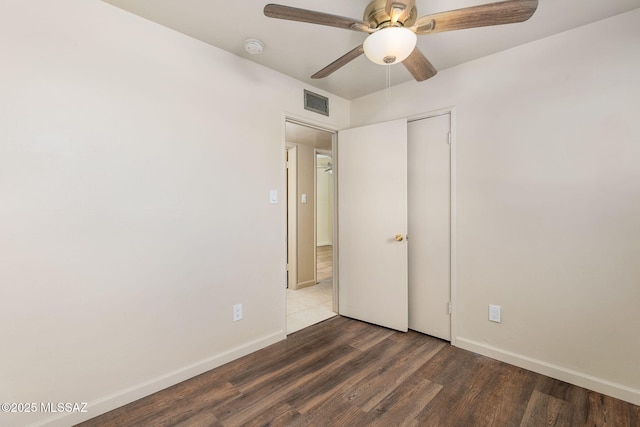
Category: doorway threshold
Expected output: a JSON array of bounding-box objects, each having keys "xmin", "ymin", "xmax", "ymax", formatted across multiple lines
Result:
[{"xmin": 286, "ymin": 282, "xmax": 336, "ymax": 334}]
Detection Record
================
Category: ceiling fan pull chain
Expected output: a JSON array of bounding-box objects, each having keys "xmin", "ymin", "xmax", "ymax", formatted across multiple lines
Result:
[{"xmin": 386, "ymin": 65, "xmax": 391, "ymax": 114}]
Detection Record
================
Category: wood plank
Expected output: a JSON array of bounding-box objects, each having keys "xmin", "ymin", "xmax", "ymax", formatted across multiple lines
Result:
[
  {"xmin": 365, "ymin": 374, "xmax": 442, "ymax": 426},
  {"xmin": 294, "ymin": 393, "xmax": 367, "ymax": 426},
  {"xmin": 585, "ymin": 391, "xmax": 640, "ymax": 426},
  {"xmin": 478, "ymin": 366, "xmax": 540, "ymax": 426},
  {"xmin": 349, "ymin": 323, "xmax": 395, "ymax": 352},
  {"xmin": 520, "ymin": 390, "xmax": 574, "ymax": 427},
  {"xmin": 236, "ymin": 402, "xmax": 301, "ymax": 427},
  {"xmin": 338, "ymin": 332, "xmax": 445, "ymax": 412},
  {"xmin": 172, "ymin": 411, "xmax": 222, "ymax": 427}
]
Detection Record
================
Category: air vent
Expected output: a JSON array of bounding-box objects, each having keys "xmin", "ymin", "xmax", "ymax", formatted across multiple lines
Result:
[{"xmin": 304, "ymin": 90, "xmax": 329, "ymax": 116}]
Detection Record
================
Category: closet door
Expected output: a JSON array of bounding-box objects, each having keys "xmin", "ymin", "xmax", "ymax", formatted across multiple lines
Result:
[
  {"xmin": 337, "ymin": 119, "xmax": 408, "ymax": 332},
  {"xmin": 408, "ymin": 114, "xmax": 451, "ymax": 340}
]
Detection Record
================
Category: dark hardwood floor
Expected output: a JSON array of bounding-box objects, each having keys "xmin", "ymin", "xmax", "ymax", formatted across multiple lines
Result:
[{"xmin": 77, "ymin": 316, "xmax": 639, "ymax": 427}]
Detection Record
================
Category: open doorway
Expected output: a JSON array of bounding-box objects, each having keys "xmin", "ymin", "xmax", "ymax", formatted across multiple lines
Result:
[
  {"xmin": 285, "ymin": 120, "xmax": 336, "ymax": 334},
  {"xmin": 315, "ymin": 151, "xmax": 333, "ymax": 287}
]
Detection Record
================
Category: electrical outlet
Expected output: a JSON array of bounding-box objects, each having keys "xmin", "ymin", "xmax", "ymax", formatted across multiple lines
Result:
[
  {"xmin": 489, "ymin": 304, "xmax": 501, "ymax": 323},
  {"xmin": 233, "ymin": 304, "xmax": 243, "ymax": 321}
]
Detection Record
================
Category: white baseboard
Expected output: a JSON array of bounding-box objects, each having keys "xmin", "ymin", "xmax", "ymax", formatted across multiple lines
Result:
[
  {"xmin": 317, "ymin": 241, "xmax": 332, "ymax": 247},
  {"xmin": 293, "ymin": 279, "xmax": 316, "ymax": 290},
  {"xmin": 455, "ymin": 337, "xmax": 640, "ymax": 406},
  {"xmin": 34, "ymin": 331, "xmax": 285, "ymax": 427}
]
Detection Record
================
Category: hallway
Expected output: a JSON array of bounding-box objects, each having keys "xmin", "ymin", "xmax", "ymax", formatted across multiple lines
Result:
[{"xmin": 286, "ymin": 245, "xmax": 335, "ymax": 334}]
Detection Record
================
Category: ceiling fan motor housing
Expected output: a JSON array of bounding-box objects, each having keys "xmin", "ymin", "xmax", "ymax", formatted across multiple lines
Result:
[{"xmin": 364, "ymin": 0, "xmax": 417, "ymax": 28}]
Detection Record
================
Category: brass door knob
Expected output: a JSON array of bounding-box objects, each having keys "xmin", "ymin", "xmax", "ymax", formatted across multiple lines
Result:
[{"xmin": 394, "ymin": 234, "xmax": 404, "ymax": 241}]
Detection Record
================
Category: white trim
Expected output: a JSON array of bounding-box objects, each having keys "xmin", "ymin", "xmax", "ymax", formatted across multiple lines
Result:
[
  {"xmin": 407, "ymin": 105, "xmax": 457, "ymax": 123},
  {"xmin": 313, "ymin": 149, "xmax": 318, "ymax": 286},
  {"xmin": 281, "ymin": 114, "xmax": 289, "ymax": 332},
  {"xmin": 283, "ymin": 112, "xmax": 340, "ymax": 134},
  {"xmin": 449, "ymin": 107, "xmax": 458, "ymax": 346},
  {"xmin": 456, "ymin": 337, "xmax": 640, "ymax": 406},
  {"xmin": 331, "ymin": 134, "xmax": 339, "ymax": 313},
  {"xmin": 286, "ymin": 146, "xmax": 298, "ymax": 290},
  {"xmin": 295, "ymin": 279, "xmax": 317, "ymax": 289},
  {"xmin": 406, "ymin": 106, "xmax": 458, "ymax": 345},
  {"xmin": 34, "ymin": 332, "xmax": 284, "ymax": 427}
]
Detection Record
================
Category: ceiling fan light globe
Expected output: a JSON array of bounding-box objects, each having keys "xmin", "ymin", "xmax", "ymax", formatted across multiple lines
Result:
[{"xmin": 363, "ymin": 27, "xmax": 417, "ymax": 65}]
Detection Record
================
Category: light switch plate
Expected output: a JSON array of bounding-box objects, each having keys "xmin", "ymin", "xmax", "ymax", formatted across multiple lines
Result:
[
  {"xmin": 233, "ymin": 304, "xmax": 243, "ymax": 321},
  {"xmin": 489, "ymin": 304, "xmax": 501, "ymax": 323},
  {"xmin": 269, "ymin": 190, "xmax": 277, "ymax": 204}
]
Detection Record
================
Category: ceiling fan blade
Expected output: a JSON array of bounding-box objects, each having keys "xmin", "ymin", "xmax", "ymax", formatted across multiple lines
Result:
[
  {"xmin": 412, "ymin": 0, "xmax": 538, "ymax": 34},
  {"xmin": 264, "ymin": 4, "xmax": 371, "ymax": 33},
  {"xmin": 385, "ymin": 0, "xmax": 415, "ymax": 24},
  {"xmin": 311, "ymin": 45, "xmax": 365, "ymax": 79},
  {"xmin": 402, "ymin": 48, "xmax": 437, "ymax": 82}
]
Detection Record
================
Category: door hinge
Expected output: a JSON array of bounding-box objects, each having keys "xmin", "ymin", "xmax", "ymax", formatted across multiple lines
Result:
[
  {"xmin": 448, "ymin": 302, "xmax": 452, "ymax": 315},
  {"xmin": 286, "ymin": 263, "xmax": 289, "ymax": 271},
  {"xmin": 286, "ymin": 160, "xmax": 289, "ymax": 169},
  {"xmin": 447, "ymin": 132, "xmax": 452, "ymax": 145}
]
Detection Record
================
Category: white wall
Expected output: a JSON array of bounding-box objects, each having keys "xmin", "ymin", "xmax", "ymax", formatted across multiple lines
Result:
[
  {"xmin": 316, "ymin": 157, "xmax": 333, "ymax": 247},
  {"xmin": 0, "ymin": 1, "xmax": 349, "ymax": 425},
  {"xmin": 351, "ymin": 10, "xmax": 640, "ymax": 405}
]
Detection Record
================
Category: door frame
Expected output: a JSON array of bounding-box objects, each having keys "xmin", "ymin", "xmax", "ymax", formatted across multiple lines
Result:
[
  {"xmin": 286, "ymin": 146, "xmax": 298, "ymax": 290},
  {"xmin": 407, "ymin": 106, "xmax": 458, "ymax": 345},
  {"xmin": 282, "ymin": 115, "xmax": 338, "ymax": 330}
]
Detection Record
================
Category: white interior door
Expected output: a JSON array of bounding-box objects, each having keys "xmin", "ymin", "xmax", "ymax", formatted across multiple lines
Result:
[
  {"xmin": 337, "ymin": 119, "xmax": 408, "ymax": 332},
  {"xmin": 408, "ymin": 114, "xmax": 451, "ymax": 340}
]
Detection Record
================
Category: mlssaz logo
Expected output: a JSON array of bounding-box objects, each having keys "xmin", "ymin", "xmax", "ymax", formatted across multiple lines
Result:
[{"xmin": 40, "ymin": 402, "xmax": 89, "ymax": 413}]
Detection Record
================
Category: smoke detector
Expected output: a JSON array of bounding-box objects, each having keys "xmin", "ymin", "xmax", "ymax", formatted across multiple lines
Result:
[{"xmin": 244, "ymin": 39, "xmax": 264, "ymax": 55}]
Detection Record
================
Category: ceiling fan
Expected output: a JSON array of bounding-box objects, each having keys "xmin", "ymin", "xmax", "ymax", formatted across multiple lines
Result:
[{"xmin": 264, "ymin": 0, "xmax": 538, "ymax": 81}]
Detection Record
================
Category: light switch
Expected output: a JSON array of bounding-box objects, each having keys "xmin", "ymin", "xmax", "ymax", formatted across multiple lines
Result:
[
  {"xmin": 301, "ymin": 194, "xmax": 307, "ymax": 203},
  {"xmin": 269, "ymin": 190, "xmax": 278, "ymax": 204},
  {"xmin": 489, "ymin": 304, "xmax": 501, "ymax": 323}
]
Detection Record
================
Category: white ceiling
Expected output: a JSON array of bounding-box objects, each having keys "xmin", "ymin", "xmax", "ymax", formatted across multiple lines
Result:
[
  {"xmin": 286, "ymin": 122, "xmax": 333, "ymax": 148},
  {"xmin": 101, "ymin": 0, "xmax": 639, "ymax": 100}
]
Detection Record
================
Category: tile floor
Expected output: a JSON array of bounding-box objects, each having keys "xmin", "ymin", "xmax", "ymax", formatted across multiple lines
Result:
[{"xmin": 286, "ymin": 281, "xmax": 336, "ymax": 334}]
